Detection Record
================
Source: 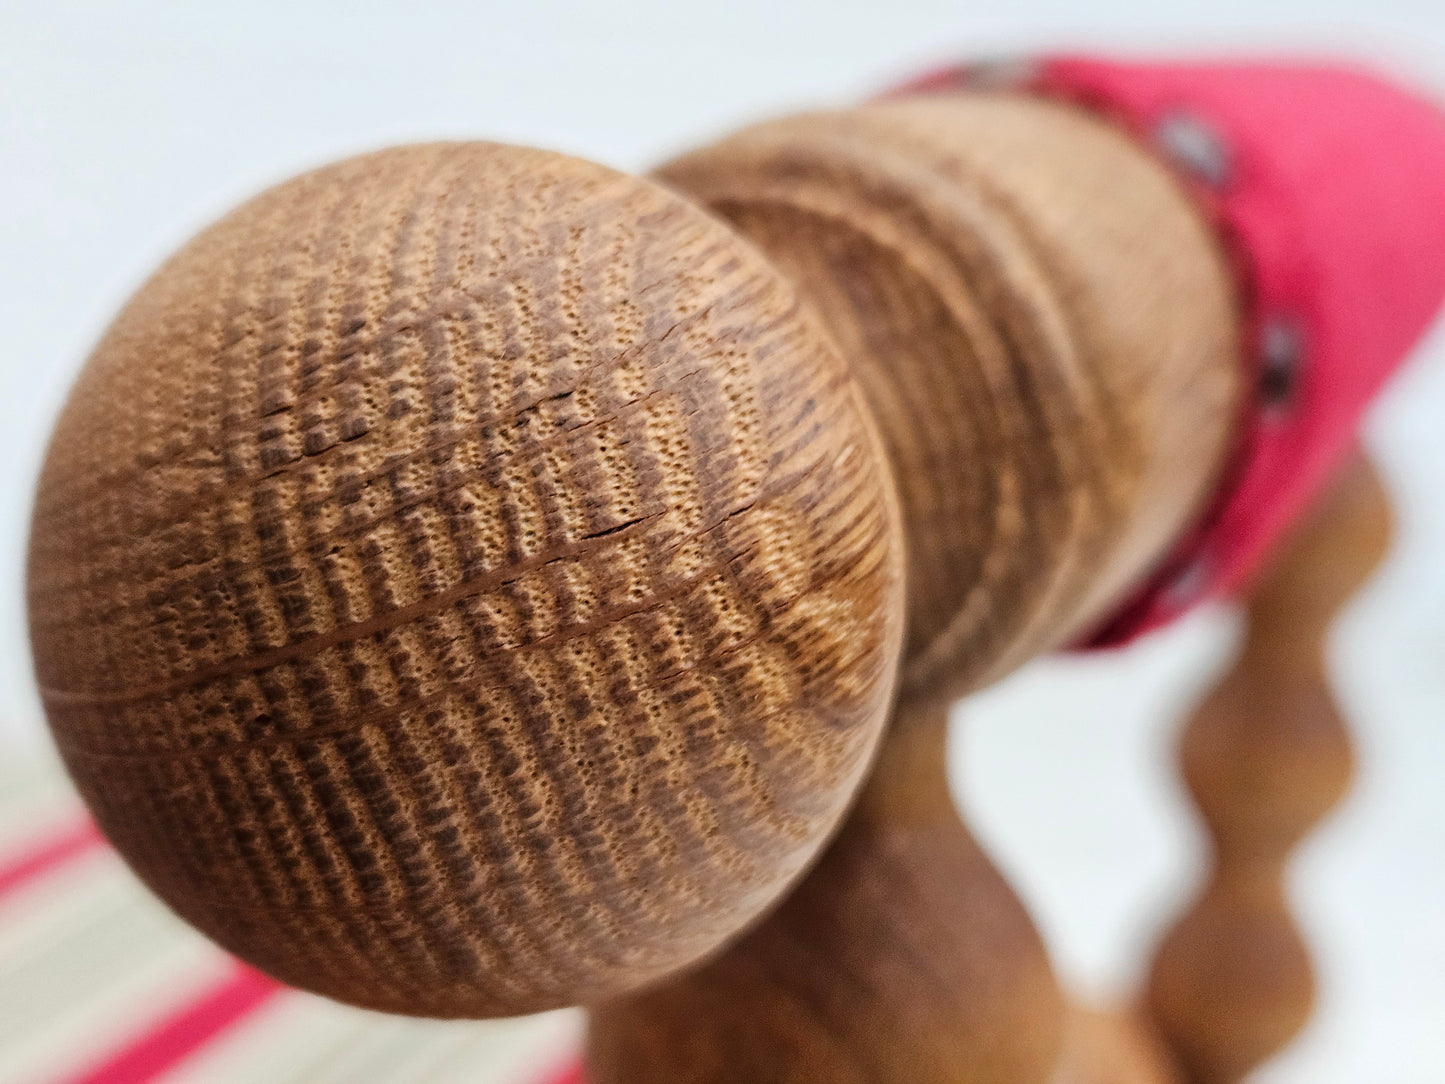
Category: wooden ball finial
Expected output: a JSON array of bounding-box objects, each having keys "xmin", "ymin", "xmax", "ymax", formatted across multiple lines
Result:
[{"xmin": 27, "ymin": 142, "xmax": 905, "ymax": 1016}]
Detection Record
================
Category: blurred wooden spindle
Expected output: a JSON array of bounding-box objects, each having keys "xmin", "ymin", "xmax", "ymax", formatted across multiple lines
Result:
[{"xmin": 1147, "ymin": 448, "xmax": 1393, "ymax": 1082}]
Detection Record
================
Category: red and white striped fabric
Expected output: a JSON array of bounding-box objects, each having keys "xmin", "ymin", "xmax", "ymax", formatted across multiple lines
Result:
[{"xmin": 0, "ymin": 752, "xmax": 584, "ymax": 1084}]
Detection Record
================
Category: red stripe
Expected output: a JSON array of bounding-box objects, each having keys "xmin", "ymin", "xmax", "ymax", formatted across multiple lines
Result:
[
  {"xmin": 0, "ymin": 819, "xmax": 103, "ymax": 901},
  {"xmin": 537, "ymin": 1059, "xmax": 586, "ymax": 1084},
  {"xmin": 64, "ymin": 965, "xmax": 283, "ymax": 1084}
]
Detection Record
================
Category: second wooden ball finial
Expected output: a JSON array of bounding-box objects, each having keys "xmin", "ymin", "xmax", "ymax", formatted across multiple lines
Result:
[
  {"xmin": 28, "ymin": 142, "xmax": 904, "ymax": 1016},
  {"xmin": 659, "ymin": 94, "xmax": 1239, "ymax": 697}
]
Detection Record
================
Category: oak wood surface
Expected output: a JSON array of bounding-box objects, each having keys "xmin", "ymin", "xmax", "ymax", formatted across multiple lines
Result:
[
  {"xmin": 586, "ymin": 94, "xmax": 1241, "ymax": 1082},
  {"xmin": 587, "ymin": 700, "xmax": 1067, "ymax": 1084},
  {"xmin": 27, "ymin": 88, "xmax": 1264, "ymax": 1083},
  {"xmin": 28, "ymin": 142, "xmax": 906, "ymax": 1016},
  {"xmin": 1146, "ymin": 449, "xmax": 1393, "ymax": 1082},
  {"xmin": 658, "ymin": 93, "xmax": 1241, "ymax": 700}
]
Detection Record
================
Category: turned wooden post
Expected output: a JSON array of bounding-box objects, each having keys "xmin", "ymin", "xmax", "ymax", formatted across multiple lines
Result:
[
  {"xmin": 657, "ymin": 94, "xmax": 1240, "ymax": 699},
  {"xmin": 1147, "ymin": 449, "xmax": 1393, "ymax": 1083},
  {"xmin": 28, "ymin": 90, "xmax": 1245, "ymax": 1083},
  {"xmin": 589, "ymin": 699, "xmax": 1066, "ymax": 1084},
  {"xmin": 585, "ymin": 94, "xmax": 1240, "ymax": 1082}
]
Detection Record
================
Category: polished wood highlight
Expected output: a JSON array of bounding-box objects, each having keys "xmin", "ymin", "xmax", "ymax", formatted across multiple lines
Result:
[
  {"xmin": 1146, "ymin": 449, "xmax": 1393, "ymax": 1082},
  {"xmin": 1056, "ymin": 1007, "xmax": 1183, "ymax": 1084}
]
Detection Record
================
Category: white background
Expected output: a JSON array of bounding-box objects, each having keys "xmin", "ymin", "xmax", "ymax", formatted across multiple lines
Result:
[{"xmin": 3, "ymin": 2, "xmax": 1443, "ymax": 1080}]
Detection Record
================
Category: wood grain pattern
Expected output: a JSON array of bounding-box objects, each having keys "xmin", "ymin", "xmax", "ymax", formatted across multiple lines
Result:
[
  {"xmin": 586, "ymin": 94, "xmax": 1241, "ymax": 1081},
  {"xmin": 30, "ymin": 90, "xmax": 1260, "ymax": 1080},
  {"xmin": 587, "ymin": 700, "xmax": 1067, "ymax": 1084},
  {"xmin": 1146, "ymin": 449, "xmax": 1392, "ymax": 1082},
  {"xmin": 28, "ymin": 142, "xmax": 906, "ymax": 1016},
  {"xmin": 658, "ymin": 93, "xmax": 1241, "ymax": 700}
]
